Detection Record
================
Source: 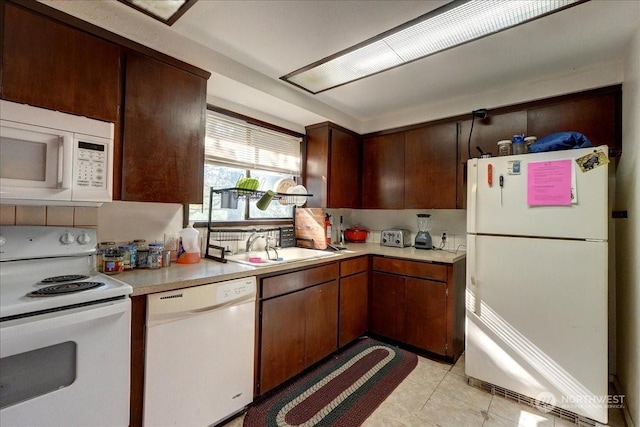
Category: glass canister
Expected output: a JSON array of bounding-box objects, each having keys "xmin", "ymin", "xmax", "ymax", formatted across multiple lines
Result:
[
  {"xmin": 103, "ymin": 249, "xmax": 125, "ymax": 275},
  {"xmin": 134, "ymin": 240, "xmax": 149, "ymax": 269},
  {"xmin": 97, "ymin": 241, "xmax": 116, "ymax": 272},
  {"xmin": 148, "ymin": 243, "xmax": 164, "ymax": 269},
  {"xmin": 524, "ymin": 136, "xmax": 537, "ymax": 153},
  {"xmin": 512, "ymin": 134, "xmax": 526, "ymax": 155},
  {"xmin": 497, "ymin": 140, "xmax": 512, "ymax": 156},
  {"xmin": 118, "ymin": 244, "xmax": 137, "ymax": 270}
]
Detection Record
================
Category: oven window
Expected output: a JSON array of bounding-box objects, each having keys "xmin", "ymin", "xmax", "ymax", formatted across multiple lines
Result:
[{"xmin": 0, "ymin": 341, "xmax": 76, "ymax": 409}]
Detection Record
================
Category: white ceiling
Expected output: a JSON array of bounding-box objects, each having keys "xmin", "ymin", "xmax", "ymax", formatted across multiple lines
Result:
[{"xmin": 42, "ymin": 0, "xmax": 639, "ymax": 134}]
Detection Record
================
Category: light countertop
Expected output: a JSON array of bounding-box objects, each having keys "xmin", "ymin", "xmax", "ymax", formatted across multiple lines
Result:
[{"xmin": 123, "ymin": 243, "xmax": 465, "ymax": 296}]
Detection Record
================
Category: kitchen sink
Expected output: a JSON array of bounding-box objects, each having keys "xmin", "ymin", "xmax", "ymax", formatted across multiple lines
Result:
[{"xmin": 226, "ymin": 247, "xmax": 339, "ymax": 267}]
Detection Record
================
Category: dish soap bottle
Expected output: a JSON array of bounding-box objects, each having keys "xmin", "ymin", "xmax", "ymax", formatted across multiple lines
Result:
[{"xmin": 177, "ymin": 222, "xmax": 201, "ymax": 264}]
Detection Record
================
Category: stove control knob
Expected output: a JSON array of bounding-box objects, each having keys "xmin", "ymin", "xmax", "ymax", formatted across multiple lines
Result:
[
  {"xmin": 77, "ymin": 232, "xmax": 92, "ymax": 245},
  {"xmin": 60, "ymin": 231, "xmax": 75, "ymax": 245}
]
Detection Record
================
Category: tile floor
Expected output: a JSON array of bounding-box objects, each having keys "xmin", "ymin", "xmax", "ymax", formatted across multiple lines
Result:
[{"xmin": 222, "ymin": 352, "xmax": 628, "ymax": 427}]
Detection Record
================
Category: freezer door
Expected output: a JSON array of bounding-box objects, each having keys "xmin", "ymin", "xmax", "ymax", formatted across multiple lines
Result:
[
  {"xmin": 465, "ymin": 234, "xmax": 608, "ymax": 423},
  {"xmin": 467, "ymin": 146, "xmax": 608, "ymax": 240}
]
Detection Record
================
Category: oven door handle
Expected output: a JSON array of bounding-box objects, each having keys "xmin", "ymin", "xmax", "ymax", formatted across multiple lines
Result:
[{"xmin": 1, "ymin": 299, "xmax": 130, "ymax": 341}]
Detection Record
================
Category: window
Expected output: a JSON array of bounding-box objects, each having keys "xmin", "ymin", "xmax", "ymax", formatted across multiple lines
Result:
[{"xmin": 189, "ymin": 109, "xmax": 303, "ymax": 224}]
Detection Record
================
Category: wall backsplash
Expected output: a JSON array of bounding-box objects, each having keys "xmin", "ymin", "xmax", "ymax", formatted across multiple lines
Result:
[
  {"xmin": 97, "ymin": 201, "xmax": 183, "ymax": 244},
  {"xmin": 327, "ymin": 208, "xmax": 467, "ymax": 251}
]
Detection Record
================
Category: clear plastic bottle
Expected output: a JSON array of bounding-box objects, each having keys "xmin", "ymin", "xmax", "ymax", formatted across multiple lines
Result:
[
  {"xmin": 177, "ymin": 223, "xmax": 201, "ymax": 264},
  {"xmin": 512, "ymin": 134, "xmax": 526, "ymax": 155}
]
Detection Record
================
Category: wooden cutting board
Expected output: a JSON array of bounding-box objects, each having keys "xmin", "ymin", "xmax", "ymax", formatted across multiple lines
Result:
[{"xmin": 294, "ymin": 208, "xmax": 327, "ymax": 250}]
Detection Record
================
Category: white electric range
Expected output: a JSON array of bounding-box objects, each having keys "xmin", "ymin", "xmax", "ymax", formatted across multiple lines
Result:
[{"xmin": 0, "ymin": 225, "xmax": 133, "ymax": 426}]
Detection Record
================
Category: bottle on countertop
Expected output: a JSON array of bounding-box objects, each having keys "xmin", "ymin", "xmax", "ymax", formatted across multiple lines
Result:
[
  {"xmin": 325, "ymin": 214, "xmax": 332, "ymax": 245},
  {"xmin": 177, "ymin": 223, "xmax": 201, "ymax": 264}
]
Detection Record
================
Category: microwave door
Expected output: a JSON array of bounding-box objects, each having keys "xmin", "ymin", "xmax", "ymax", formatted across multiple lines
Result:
[{"xmin": 0, "ymin": 122, "xmax": 73, "ymax": 201}]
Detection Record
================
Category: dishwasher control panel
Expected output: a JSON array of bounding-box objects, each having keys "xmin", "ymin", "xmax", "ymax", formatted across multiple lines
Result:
[{"xmin": 216, "ymin": 278, "xmax": 256, "ymax": 303}]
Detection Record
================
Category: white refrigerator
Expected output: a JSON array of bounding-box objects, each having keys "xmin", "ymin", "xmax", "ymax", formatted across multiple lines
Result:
[{"xmin": 465, "ymin": 146, "xmax": 609, "ymax": 424}]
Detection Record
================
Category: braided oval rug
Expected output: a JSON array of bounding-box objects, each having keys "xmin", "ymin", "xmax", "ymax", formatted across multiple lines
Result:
[{"xmin": 244, "ymin": 337, "xmax": 418, "ymax": 427}]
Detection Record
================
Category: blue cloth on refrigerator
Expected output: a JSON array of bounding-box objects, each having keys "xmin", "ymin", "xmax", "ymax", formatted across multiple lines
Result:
[{"xmin": 528, "ymin": 131, "xmax": 593, "ymax": 153}]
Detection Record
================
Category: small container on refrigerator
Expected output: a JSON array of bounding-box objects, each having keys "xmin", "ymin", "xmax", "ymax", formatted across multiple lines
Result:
[{"xmin": 497, "ymin": 140, "xmax": 512, "ymax": 156}]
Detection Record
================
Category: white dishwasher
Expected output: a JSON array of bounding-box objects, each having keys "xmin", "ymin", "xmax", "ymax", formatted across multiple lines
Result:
[{"xmin": 143, "ymin": 277, "xmax": 256, "ymax": 427}]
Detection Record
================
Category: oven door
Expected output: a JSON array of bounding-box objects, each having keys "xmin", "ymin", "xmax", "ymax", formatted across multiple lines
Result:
[
  {"xmin": 0, "ymin": 120, "xmax": 74, "ymax": 201},
  {"xmin": 0, "ymin": 298, "xmax": 131, "ymax": 427}
]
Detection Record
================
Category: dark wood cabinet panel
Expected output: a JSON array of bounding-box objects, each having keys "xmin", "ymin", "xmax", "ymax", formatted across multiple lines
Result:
[
  {"xmin": 362, "ymin": 133, "xmax": 405, "ymax": 209},
  {"xmin": 122, "ymin": 51, "xmax": 205, "ymax": 203},
  {"xmin": 2, "ymin": 2, "xmax": 122, "ymax": 123},
  {"xmin": 370, "ymin": 272, "xmax": 406, "ymax": 342},
  {"xmin": 329, "ymin": 128, "xmax": 361, "ymax": 208},
  {"xmin": 260, "ymin": 290, "xmax": 306, "ymax": 394},
  {"xmin": 339, "ymin": 271, "xmax": 368, "ymax": 347},
  {"xmin": 340, "ymin": 256, "xmax": 368, "ymax": 277},
  {"xmin": 527, "ymin": 95, "xmax": 618, "ymax": 150},
  {"xmin": 305, "ymin": 281, "xmax": 339, "ymax": 366},
  {"xmin": 372, "ymin": 257, "xmax": 447, "ymax": 282},
  {"xmin": 305, "ymin": 123, "xmax": 361, "ymax": 208},
  {"xmin": 405, "ymin": 277, "xmax": 447, "ymax": 354},
  {"xmin": 405, "ymin": 123, "xmax": 458, "ymax": 209},
  {"xmin": 305, "ymin": 126, "xmax": 331, "ymax": 207}
]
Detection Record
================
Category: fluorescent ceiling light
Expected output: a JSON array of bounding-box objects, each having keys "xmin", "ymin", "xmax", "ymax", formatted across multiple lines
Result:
[
  {"xmin": 118, "ymin": 0, "xmax": 197, "ymax": 25},
  {"xmin": 281, "ymin": 0, "xmax": 587, "ymax": 94}
]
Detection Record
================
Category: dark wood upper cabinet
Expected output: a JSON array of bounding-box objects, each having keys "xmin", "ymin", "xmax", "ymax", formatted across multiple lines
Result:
[
  {"xmin": 305, "ymin": 123, "xmax": 361, "ymax": 208},
  {"xmin": 121, "ymin": 51, "xmax": 206, "ymax": 204},
  {"xmin": 1, "ymin": 2, "xmax": 121, "ymax": 123},
  {"xmin": 405, "ymin": 122, "xmax": 458, "ymax": 209},
  {"xmin": 527, "ymin": 94, "xmax": 619, "ymax": 151},
  {"xmin": 362, "ymin": 133, "xmax": 405, "ymax": 209}
]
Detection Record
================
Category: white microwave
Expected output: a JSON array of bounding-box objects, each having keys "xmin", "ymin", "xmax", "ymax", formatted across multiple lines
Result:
[{"xmin": 0, "ymin": 100, "xmax": 114, "ymax": 206}]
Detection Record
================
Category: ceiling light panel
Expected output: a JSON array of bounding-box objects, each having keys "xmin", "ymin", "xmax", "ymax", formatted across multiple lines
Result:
[{"xmin": 282, "ymin": 0, "xmax": 586, "ymax": 94}]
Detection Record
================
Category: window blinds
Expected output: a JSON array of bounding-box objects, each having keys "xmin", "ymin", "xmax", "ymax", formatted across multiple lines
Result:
[{"xmin": 204, "ymin": 110, "xmax": 302, "ymax": 175}]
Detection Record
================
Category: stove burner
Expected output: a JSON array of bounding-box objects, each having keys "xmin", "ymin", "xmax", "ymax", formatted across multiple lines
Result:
[
  {"xmin": 28, "ymin": 282, "xmax": 105, "ymax": 297},
  {"xmin": 40, "ymin": 275, "xmax": 90, "ymax": 284}
]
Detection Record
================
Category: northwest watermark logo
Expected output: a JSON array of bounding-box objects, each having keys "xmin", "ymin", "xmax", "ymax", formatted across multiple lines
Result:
[{"xmin": 534, "ymin": 391, "xmax": 625, "ymax": 413}]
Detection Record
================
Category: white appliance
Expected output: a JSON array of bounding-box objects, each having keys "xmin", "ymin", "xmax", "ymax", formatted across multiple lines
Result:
[
  {"xmin": 466, "ymin": 146, "xmax": 609, "ymax": 424},
  {"xmin": 0, "ymin": 226, "xmax": 133, "ymax": 426},
  {"xmin": 144, "ymin": 277, "xmax": 256, "ymax": 427},
  {"xmin": 0, "ymin": 100, "xmax": 114, "ymax": 206}
]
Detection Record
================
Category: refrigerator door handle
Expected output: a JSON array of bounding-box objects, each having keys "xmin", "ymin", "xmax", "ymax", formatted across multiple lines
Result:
[
  {"xmin": 467, "ymin": 234, "xmax": 480, "ymax": 315},
  {"xmin": 467, "ymin": 160, "xmax": 478, "ymax": 233}
]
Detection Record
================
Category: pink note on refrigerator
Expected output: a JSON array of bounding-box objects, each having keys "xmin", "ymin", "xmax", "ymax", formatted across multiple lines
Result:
[{"xmin": 527, "ymin": 159, "xmax": 572, "ymax": 206}]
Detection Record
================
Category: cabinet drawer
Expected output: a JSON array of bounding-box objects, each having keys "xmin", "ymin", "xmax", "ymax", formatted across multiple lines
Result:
[
  {"xmin": 340, "ymin": 256, "xmax": 368, "ymax": 277},
  {"xmin": 261, "ymin": 263, "xmax": 338, "ymax": 299},
  {"xmin": 262, "ymin": 270, "xmax": 306, "ymax": 299},
  {"xmin": 372, "ymin": 257, "xmax": 447, "ymax": 282}
]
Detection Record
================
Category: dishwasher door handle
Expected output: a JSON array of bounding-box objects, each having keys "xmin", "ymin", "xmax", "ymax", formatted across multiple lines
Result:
[
  {"xmin": 187, "ymin": 293, "xmax": 255, "ymax": 315},
  {"xmin": 148, "ymin": 294, "xmax": 255, "ymax": 327}
]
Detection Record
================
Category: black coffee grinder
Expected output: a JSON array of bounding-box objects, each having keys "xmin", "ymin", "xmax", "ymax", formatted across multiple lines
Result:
[{"xmin": 414, "ymin": 213, "xmax": 433, "ymax": 250}]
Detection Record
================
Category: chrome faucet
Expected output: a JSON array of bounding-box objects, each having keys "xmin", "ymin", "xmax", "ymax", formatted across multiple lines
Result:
[
  {"xmin": 265, "ymin": 235, "xmax": 279, "ymax": 261},
  {"xmin": 245, "ymin": 231, "xmax": 264, "ymax": 252}
]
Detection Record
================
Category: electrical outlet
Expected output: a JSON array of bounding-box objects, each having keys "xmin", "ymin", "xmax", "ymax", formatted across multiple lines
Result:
[{"xmin": 441, "ymin": 232, "xmax": 448, "ymax": 242}]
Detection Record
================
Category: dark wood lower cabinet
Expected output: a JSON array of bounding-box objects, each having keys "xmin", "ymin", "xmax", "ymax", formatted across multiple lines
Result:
[
  {"xmin": 338, "ymin": 271, "xmax": 368, "ymax": 347},
  {"xmin": 370, "ymin": 256, "xmax": 465, "ymax": 361},
  {"xmin": 304, "ymin": 281, "xmax": 339, "ymax": 367},
  {"xmin": 258, "ymin": 264, "xmax": 339, "ymax": 395},
  {"xmin": 405, "ymin": 277, "xmax": 447, "ymax": 355},
  {"xmin": 371, "ymin": 272, "xmax": 406, "ymax": 342},
  {"xmin": 259, "ymin": 290, "xmax": 307, "ymax": 394}
]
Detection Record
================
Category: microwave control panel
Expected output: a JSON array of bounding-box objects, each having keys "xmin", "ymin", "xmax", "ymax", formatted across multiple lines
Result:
[{"xmin": 75, "ymin": 141, "xmax": 107, "ymax": 189}]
